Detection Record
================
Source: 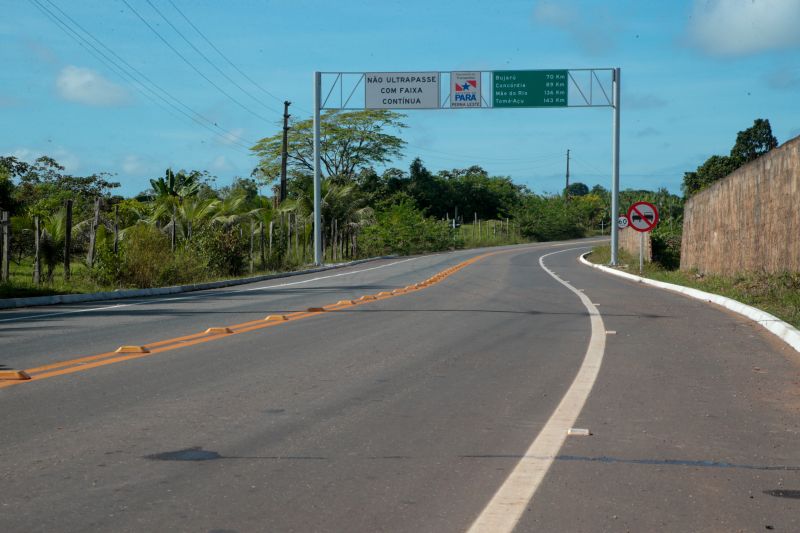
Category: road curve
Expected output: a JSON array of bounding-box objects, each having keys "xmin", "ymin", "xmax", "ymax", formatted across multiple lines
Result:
[{"xmin": 1, "ymin": 240, "xmax": 798, "ymax": 532}]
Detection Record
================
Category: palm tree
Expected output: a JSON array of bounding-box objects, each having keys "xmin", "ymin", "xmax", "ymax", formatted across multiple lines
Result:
[
  {"xmin": 39, "ymin": 208, "xmax": 67, "ymax": 281},
  {"xmin": 149, "ymin": 169, "xmax": 202, "ymax": 203},
  {"xmin": 177, "ymin": 197, "xmax": 219, "ymax": 241},
  {"xmin": 282, "ymin": 180, "xmax": 372, "ymax": 260}
]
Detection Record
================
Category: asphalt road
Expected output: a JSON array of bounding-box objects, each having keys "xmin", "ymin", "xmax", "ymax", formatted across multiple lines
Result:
[{"xmin": 1, "ymin": 240, "xmax": 799, "ymax": 532}]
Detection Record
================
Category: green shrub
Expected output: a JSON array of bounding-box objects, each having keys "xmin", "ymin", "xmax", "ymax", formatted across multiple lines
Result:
[
  {"xmin": 91, "ymin": 230, "xmax": 122, "ymax": 286},
  {"xmin": 157, "ymin": 245, "xmax": 206, "ymax": 286},
  {"xmin": 118, "ymin": 224, "xmax": 172, "ymax": 288},
  {"xmin": 516, "ymin": 196, "xmax": 585, "ymax": 241},
  {"xmin": 360, "ymin": 201, "xmax": 454, "ymax": 256},
  {"xmin": 192, "ymin": 224, "xmax": 249, "ymax": 278},
  {"xmin": 651, "ymin": 229, "xmax": 682, "ymax": 270}
]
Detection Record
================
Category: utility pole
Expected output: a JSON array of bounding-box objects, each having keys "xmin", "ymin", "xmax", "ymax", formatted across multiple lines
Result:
[
  {"xmin": 280, "ymin": 100, "xmax": 291, "ymax": 203},
  {"xmin": 565, "ymin": 148, "xmax": 570, "ymax": 198}
]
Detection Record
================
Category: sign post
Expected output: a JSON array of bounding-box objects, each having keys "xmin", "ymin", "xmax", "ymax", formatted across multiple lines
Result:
[
  {"xmin": 610, "ymin": 68, "xmax": 621, "ymax": 266},
  {"xmin": 627, "ymin": 201, "xmax": 659, "ymax": 274},
  {"xmin": 311, "ymin": 68, "xmax": 620, "ymax": 266},
  {"xmin": 313, "ymin": 71, "xmax": 322, "ymax": 266}
]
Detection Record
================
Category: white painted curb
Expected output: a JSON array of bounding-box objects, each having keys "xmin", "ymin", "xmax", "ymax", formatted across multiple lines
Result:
[{"xmin": 580, "ymin": 253, "xmax": 800, "ymax": 354}]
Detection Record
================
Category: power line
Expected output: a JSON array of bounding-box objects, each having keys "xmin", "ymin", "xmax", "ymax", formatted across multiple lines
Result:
[
  {"xmin": 119, "ymin": 0, "xmax": 276, "ymax": 124},
  {"xmin": 34, "ymin": 0, "xmax": 258, "ymax": 153},
  {"xmin": 143, "ymin": 0, "xmax": 280, "ymax": 115},
  {"xmin": 569, "ymin": 155, "xmax": 607, "ymax": 176},
  {"xmin": 29, "ymin": 0, "xmax": 211, "ymax": 145},
  {"xmin": 39, "ymin": 0, "xmax": 257, "ymax": 150},
  {"xmin": 164, "ymin": 0, "xmax": 310, "ymax": 115}
]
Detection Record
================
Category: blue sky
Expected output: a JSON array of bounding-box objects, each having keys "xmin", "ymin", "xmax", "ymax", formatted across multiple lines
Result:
[{"xmin": 2, "ymin": 0, "xmax": 799, "ymax": 197}]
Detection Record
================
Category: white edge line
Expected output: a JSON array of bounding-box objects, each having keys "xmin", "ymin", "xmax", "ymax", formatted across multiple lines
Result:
[
  {"xmin": 579, "ymin": 253, "xmax": 800, "ymax": 354},
  {"xmin": 0, "ymin": 258, "xmax": 419, "ymax": 324},
  {"xmin": 468, "ymin": 247, "xmax": 606, "ymax": 533}
]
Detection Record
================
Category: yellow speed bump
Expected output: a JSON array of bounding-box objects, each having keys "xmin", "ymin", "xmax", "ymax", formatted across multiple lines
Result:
[
  {"xmin": 115, "ymin": 346, "xmax": 149, "ymax": 354},
  {"xmin": 264, "ymin": 315, "xmax": 288, "ymax": 321},
  {"xmin": 377, "ymin": 291, "xmax": 392, "ymax": 297},
  {"xmin": 307, "ymin": 307, "xmax": 326, "ymax": 312},
  {"xmin": 359, "ymin": 295, "xmax": 377, "ymax": 301},
  {"xmin": 0, "ymin": 370, "xmax": 31, "ymax": 381},
  {"xmin": 205, "ymin": 327, "xmax": 233, "ymax": 334},
  {"xmin": 337, "ymin": 300, "xmax": 356, "ymax": 305},
  {"xmin": 391, "ymin": 289, "xmax": 407, "ymax": 294}
]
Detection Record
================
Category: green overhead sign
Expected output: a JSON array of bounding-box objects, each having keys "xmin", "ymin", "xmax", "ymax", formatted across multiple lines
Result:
[{"xmin": 493, "ymin": 70, "xmax": 568, "ymax": 107}]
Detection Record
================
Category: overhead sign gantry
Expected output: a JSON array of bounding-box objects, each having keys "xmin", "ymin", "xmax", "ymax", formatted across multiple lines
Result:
[{"xmin": 311, "ymin": 68, "xmax": 622, "ymax": 265}]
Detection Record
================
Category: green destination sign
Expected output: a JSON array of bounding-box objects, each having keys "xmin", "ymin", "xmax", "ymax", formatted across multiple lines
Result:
[{"xmin": 493, "ymin": 70, "xmax": 568, "ymax": 107}]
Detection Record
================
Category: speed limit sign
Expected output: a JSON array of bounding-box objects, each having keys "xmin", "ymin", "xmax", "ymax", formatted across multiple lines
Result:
[{"xmin": 617, "ymin": 215, "xmax": 629, "ymax": 230}]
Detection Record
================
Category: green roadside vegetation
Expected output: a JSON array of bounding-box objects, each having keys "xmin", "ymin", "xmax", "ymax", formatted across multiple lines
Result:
[
  {"xmin": 4, "ymin": 114, "xmax": 781, "ymax": 304},
  {"xmin": 588, "ymin": 244, "xmax": 800, "ymax": 329},
  {"xmin": 1, "ymin": 110, "xmax": 610, "ymax": 300}
]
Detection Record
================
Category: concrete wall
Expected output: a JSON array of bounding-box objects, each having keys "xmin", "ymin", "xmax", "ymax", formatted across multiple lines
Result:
[
  {"xmin": 619, "ymin": 227, "xmax": 651, "ymax": 262},
  {"xmin": 681, "ymin": 135, "xmax": 800, "ymax": 274}
]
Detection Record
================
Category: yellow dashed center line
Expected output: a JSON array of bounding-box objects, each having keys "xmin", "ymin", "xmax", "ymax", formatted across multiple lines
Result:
[{"xmin": 0, "ymin": 251, "xmax": 496, "ymax": 389}]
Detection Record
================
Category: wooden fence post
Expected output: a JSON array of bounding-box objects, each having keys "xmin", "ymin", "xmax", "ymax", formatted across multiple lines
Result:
[
  {"xmin": 64, "ymin": 199, "xmax": 73, "ymax": 281},
  {"xmin": 170, "ymin": 205, "xmax": 176, "ymax": 252},
  {"xmin": 259, "ymin": 222, "xmax": 266, "ymax": 270},
  {"xmin": 86, "ymin": 197, "xmax": 101, "ymax": 268},
  {"xmin": 113, "ymin": 204, "xmax": 119, "ymax": 254},
  {"xmin": 287, "ymin": 213, "xmax": 292, "ymax": 258},
  {"xmin": 320, "ymin": 216, "xmax": 325, "ymax": 261},
  {"xmin": 302, "ymin": 218, "xmax": 307, "ymax": 263},
  {"xmin": 1, "ymin": 210, "xmax": 9, "ymax": 283},
  {"xmin": 268, "ymin": 220, "xmax": 274, "ymax": 257},
  {"xmin": 249, "ymin": 220, "xmax": 255, "ymax": 274},
  {"xmin": 33, "ymin": 216, "xmax": 41, "ymax": 286}
]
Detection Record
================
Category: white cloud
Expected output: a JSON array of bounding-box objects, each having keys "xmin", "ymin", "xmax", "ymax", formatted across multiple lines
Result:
[
  {"xmin": 533, "ymin": 1, "xmax": 576, "ymax": 27},
  {"xmin": 532, "ymin": 1, "xmax": 616, "ymax": 56},
  {"xmin": 121, "ymin": 155, "xmax": 152, "ymax": 175},
  {"xmin": 688, "ymin": 0, "xmax": 800, "ymax": 56},
  {"xmin": 56, "ymin": 66, "xmax": 131, "ymax": 107},
  {"xmin": 210, "ymin": 155, "xmax": 233, "ymax": 172},
  {"xmin": 12, "ymin": 147, "xmax": 80, "ymax": 172}
]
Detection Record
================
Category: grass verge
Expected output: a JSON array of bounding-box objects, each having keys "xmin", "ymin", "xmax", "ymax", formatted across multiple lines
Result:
[
  {"xmin": 1, "ymin": 234, "xmax": 531, "ymax": 301},
  {"xmin": 588, "ymin": 244, "xmax": 800, "ymax": 329}
]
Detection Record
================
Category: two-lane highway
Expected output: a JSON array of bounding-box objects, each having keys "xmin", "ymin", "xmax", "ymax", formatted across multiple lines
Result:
[{"xmin": 2, "ymin": 240, "xmax": 798, "ymax": 532}]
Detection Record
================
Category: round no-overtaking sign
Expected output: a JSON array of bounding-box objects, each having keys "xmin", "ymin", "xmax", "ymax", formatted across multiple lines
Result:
[{"xmin": 626, "ymin": 201, "xmax": 659, "ymax": 232}]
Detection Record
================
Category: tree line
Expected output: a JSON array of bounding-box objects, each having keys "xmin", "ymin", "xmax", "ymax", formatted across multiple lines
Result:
[{"xmin": 0, "ymin": 109, "xmax": 701, "ymax": 295}]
